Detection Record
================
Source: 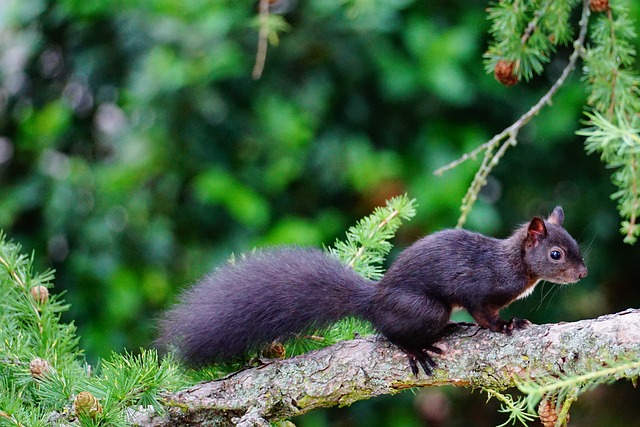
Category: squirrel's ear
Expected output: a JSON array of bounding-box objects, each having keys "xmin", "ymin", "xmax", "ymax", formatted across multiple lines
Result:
[
  {"xmin": 527, "ymin": 217, "xmax": 548, "ymax": 245},
  {"xmin": 547, "ymin": 206, "xmax": 564, "ymax": 226}
]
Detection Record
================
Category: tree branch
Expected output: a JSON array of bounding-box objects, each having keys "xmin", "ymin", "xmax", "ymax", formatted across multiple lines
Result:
[
  {"xmin": 252, "ymin": 0, "xmax": 270, "ymax": 80},
  {"xmin": 434, "ymin": 0, "xmax": 592, "ymax": 228},
  {"xmin": 131, "ymin": 309, "xmax": 640, "ymax": 427}
]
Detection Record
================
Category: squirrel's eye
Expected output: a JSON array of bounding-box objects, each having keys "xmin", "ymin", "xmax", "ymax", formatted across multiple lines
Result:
[{"xmin": 549, "ymin": 249, "xmax": 563, "ymax": 260}]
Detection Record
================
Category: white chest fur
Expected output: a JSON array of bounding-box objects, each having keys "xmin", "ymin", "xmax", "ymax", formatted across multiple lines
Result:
[{"xmin": 516, "ymin": 279, "xmax": 541, "ymax": 300}]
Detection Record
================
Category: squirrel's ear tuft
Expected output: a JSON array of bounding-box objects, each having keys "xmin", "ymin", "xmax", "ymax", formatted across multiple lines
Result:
[
  {"xmin": 527, "ymin": 217, "xmax": 548, "ymax": 244},
  {"xmin": 547, "ymin": 206, "xmax": 564, "ymax": 226}
]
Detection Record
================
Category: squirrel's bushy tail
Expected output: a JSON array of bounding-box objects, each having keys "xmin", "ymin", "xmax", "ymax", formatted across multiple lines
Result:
[{"xmin": 156, "ymin": 247, "xmax": 375, "ymax": 366}]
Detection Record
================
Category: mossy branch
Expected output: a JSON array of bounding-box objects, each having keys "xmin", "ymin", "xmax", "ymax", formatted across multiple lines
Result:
[{"xmin": 130, "ymin": 309, "xmax": 640, "ymax": 427}]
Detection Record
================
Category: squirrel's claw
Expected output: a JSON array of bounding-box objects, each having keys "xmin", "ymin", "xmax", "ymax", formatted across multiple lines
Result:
[
  {"xmin": 404, "ymin": 346, "xmax": 440, "ymax": 377},
  {"xmin": 508, "ymin": 317, "xmax": 531, "ymax": 330},
  {"xmin": 502, "ymin": 317, "xmax": 532, "ymax": 335}
]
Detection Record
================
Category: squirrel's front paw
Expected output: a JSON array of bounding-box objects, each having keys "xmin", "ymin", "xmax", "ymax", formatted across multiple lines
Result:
[
  {"xmin": 506, "ymin": 317, "xmax": 531, "ymax": 332},
  {"xmin": 499, "ymin": 318, "xmax": 531, "ymax": 335}
]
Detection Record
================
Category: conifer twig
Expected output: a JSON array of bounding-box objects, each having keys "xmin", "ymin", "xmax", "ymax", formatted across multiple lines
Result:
[
  {"xmin": 329, "ymin": 194, "xmax": 415, "ymax": 279},
  {"xmin": 605, "ymin": 7, "xmax": 617, "ymax": 119},
  {"xmin": 627, "ymin": 156, "xmax": 639, "ymax": 241},
  {"xmin": 579, "ymin": 1, "xmax": 640, "ymax": 243},
  {"xmin": 520, "ymin": 0, "xmax": 552, "ymax": 46},
  {"xmin": 0, "ymin": 252, "xmax": 26, "ymax": 288},
  {"xmin": 346, "ymin": 208, "xmax": 401, "ymax": 269},
  {"xmin": 0, "ymin": 251, "xmax": 44, "ymax": 333},
  {"xmin": 0, "ymin": 411, "xmax": 25, "ymax": 427},
  {"xmin": 435, "ymin": 0, "xmax": 591, "ymax": 227},
  {"xmin": 252, "ymin": 0, "xmax": 270, "ymax": 79}
]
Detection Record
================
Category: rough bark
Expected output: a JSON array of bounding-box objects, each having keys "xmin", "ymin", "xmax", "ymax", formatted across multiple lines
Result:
[{"xmin": 130, "ymin": 309, "xmax": 640, "ymax": 427}]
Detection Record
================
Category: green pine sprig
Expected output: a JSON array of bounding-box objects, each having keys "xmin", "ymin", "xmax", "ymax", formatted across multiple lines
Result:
[
  {"xmin": 579, "ymin": 107, "xmax": 640, "ymax": 224},
  {"xmin": 484, "ymin": 389, "xmax": 537, "ymax": 427},
  {"xmin": 579, "ymin": 0, "xmax": 640, "ymax": 244},
  {"xmin": 485, "ymin": 356, "xmax": 640, "ymax": 427},
  {"xmin": 484, "ymin": 0, "xmax": 581, "ymax": 81},
  {"xmin": 0, "ymin": 235, "xmax": 79, "ymax": 367},
  {"xmin": 0, "ymin": 233, "xmax": 185, "ymax": 427},
  {"xmin": 328, "ymin": 194, "xmax": 417, "ymax": 280},
  {"xmin": 439, "ymin": 0, "xmax": 591, "ymax": 228},
  {"xmin": 73, "ymin": 349, "xmax": 186, "ymax": 425},
  {"xmin": 515, "ymin": 358, "xmax": 640, "ymax": 415},
  {"xmin": 445, "ymin": 0, "xmax": 640, "ymax": 244}
]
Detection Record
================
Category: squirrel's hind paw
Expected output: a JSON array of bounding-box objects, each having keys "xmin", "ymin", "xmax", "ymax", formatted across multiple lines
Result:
[
  {"xmin": 403, "ymin": 347, "xmax": 440, "ymax": 377},
  {"xmin": 506, "ymin": 317, "xmax": 531, "ymax": 333}
]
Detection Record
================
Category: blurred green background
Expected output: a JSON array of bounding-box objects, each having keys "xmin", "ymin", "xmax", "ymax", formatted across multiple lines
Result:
[{"xmin": 1, "ymin": 0, "xmax": 639, "ymax": 426}]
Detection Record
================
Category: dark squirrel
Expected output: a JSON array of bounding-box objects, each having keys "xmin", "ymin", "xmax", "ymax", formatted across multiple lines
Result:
[{"xmin": 156, "ymin": 206, "xmax": 587, "ymax": 375}]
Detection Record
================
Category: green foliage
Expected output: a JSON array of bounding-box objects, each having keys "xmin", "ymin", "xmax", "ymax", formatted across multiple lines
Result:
[
  {"xmin": 583, "ymin": 1, "xmax": 640, "ymax": 115},
  {"xmin": 579, "ymin": 0, "xmax": 640, "ymax": 243},
  {"xmin": 485, "ymin": 357, "xmax": 640, "ymax": 427},
  {"xmin": 441, "ymin": 0, "xmax": 592, "ymax": 228},
  {"xmin": 454, "ymin": 0, "xmax": 640, "ymax": 244},
  {"xmin": 485, "ymin": 0, "xmax": 581, "ymax": 81},
  {"xmin": 251, "ymin": 13, "xmax": 291, "ymax": 46},
  {"xmin": 484, "ymin": 389, "xmax": 536, "ymax": 427},
  {"xmin": 0, "ymin": 232, "xmax": 80, "ymax": 368},
  {"xmin": 0, "ymin": 0, "xmax": 493, "ymax": 364},
  {"xmin": 329, "ymin": 194, "xmax": 417, "ymax": 280},
  {"xmin": 0, "ymin": 233, "xmax": 185, "ymax": 426},
  {"xmin": 516, "ymin": 358, "xmax": 640, "ymax": 414},
  {"xmin": 88, "ymin": 351, "xmax": 185, "ymax": 413}
]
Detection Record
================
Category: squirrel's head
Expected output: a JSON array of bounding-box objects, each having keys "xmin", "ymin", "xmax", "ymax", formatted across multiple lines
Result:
[{"xmin": 522, "ymin": 206, "xmax": 588, "ymax": 284}]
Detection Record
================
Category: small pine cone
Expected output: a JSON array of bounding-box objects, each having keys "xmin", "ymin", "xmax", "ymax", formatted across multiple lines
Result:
[
  {"xmin": 262, "ymin": 341, "xmax": 286, "ymax": 359},
  {"xmin": 75, "ymin": 391, "xmax": 103, "ymax": 419},
  {"xmin": 29, "ymin": 358, "xmax": 52, "ymax": 379},
  {"xmin": 494, "ymin": 60, "xmax": 519, "ymax": 86},
  {"xmin": 590, "ymin": 0, "xmax": 609, "ymax": 13},
  {"xmin": 539, "ymin": 399, "xmax": 570, "ymax": 427},
  {"xmin": 30, "ymin": 285, "xmax": 49, "ymax": 304}
]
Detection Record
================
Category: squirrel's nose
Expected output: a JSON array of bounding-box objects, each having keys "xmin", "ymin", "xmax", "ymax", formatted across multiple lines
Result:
[{"xmin": 578, "ymin": 263, "xmax": 588, "ymax": 279}]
